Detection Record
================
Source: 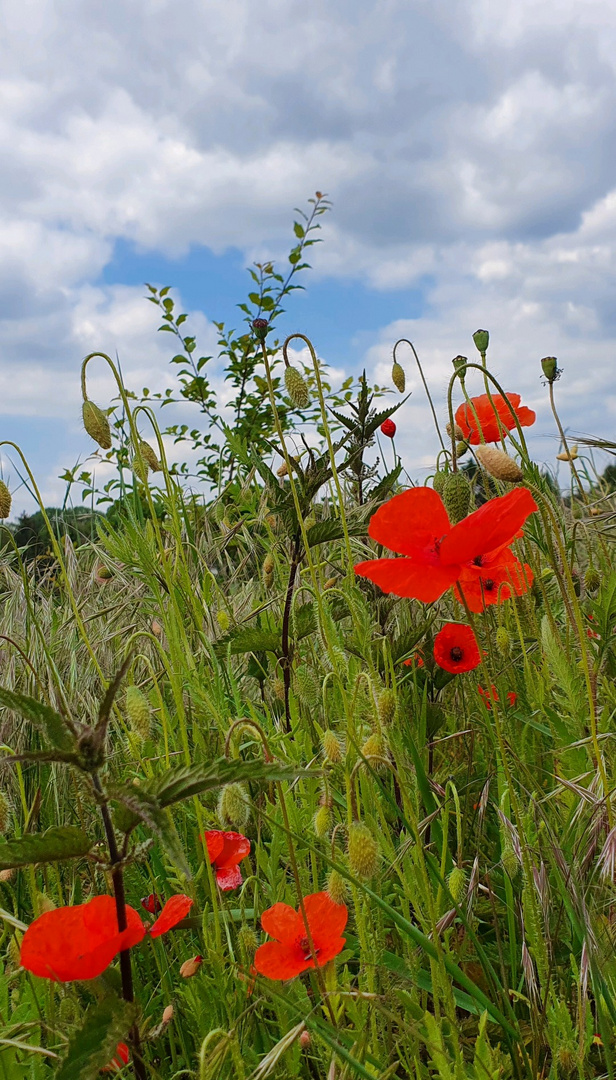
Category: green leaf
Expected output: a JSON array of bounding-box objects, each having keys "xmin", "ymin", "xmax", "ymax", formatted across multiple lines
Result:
[
  {"xmin": 305, "ymin": 517, "xmax": 367, "ymax": 549},
  {"xmin": 55, "ymin": 995, "xmax": 137, "ymax": 1080},
  {"xmin": 293, "ymin": 222, "xmax": 305, "ymax": 238},
  {"xmin": 214, "ymin": 627, "xmax": 281, "ymax": 657},
  {"xmin": 149, "ymin": 757, "xmax": 311, "ymax": 809},
  {"xmin": 0, "ymin": 687, "xmax": 75, "ymax": 751},
  {"xmin": 110, "ymin": 784, "xmax": 190, "ymax": 877},
  {"xmin": 0, "ymin": 826, "xmax": 92, "ymax": 870}
]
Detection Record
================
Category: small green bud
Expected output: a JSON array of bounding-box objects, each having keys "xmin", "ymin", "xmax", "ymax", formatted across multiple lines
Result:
[
  {"xmin": 455, "ymin": 440, "xmax": 468, "ymax": 458},
  {"xmin": 82, "ymin": 400, "xmax": 112, "ymax": 450},
  {"xmin": 391, "ymin": 360, "xmax": 406, "ymax": 394},
  {"xmin": 447, "ymin": 866, "xmax": 467, "ymax": 904},
  {"xmin": 361, "ymin": 732, "xmax": 389, "ymax": 772},
  {"xmin": 472, "ymin": 329, "xmax": 489, "ymax": 354},
  {"xmin": 433, "ymin": 470, "xmax": 448, "ymax": 495},
  {"xmin": 322, "ymin": 730, "xmax": 343, "ymax": 764},
  {"xmin": 377, "ymin": 688, "xmax": 396, "ymax": 727},
  {"xmin": 326, "ymin": 869, "xmax": 348, "ymax": 906},
  {"xmin": 0, "ymin": 481, "xmax": 11, "ymax": 520},
  {"xmin": 284, "ymin": 365, "xmax": 310, "ymax": 409},
  {"xmin": 347, "ymin": 821, "xmax": 380, "ymax": 881},
  {"xmin": 295, "ymin": 665, "xmax": 320, "ymax": 707},
  {"xmin": 452, "ymin": 355, "xmax": 468, "ymax": 380},
  {"xmin": 237, "ymin": 924, "xmax": 258, "ymax": 953},
  {"xmin": 442, "ymin": 472, "xmax": 472, "ymax": 523},
  {"xmin": 217, "ymin": 610, "xmax": 230, "ymax": 632},
  {"xmin": 218, "ymin": 783, "xmax": 251, "ymax": 829},
  {"xmin": 252, "ymin": 318, "xmax": 269, "ymax": 341},
  {"xmin": 541, "ymin": 356, "xmax": 559, "ymax": 382},
  {"xmin": 125, "ymin": 686, "xmax": 151, "ymax": 740},
  {"xmin": 139, "ymin": 440, "xmax": 162, "ymax": 472},
  {"xmin": 313, "ymin": 804, "xmax": 332, "ymax": 839},
  {"xmin": 584, "ymin": 566, "xmax": 601, "ymax": 593},
  {"xmin": 495, "ymin": 626, "xmax": 511, "ymax": 657}
]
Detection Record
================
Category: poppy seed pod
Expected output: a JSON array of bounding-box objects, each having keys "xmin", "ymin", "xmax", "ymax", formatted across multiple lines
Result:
[
  {"xmin": 82, "ymin": 400, "xmax": 112, "ymax": 450},
  {"xmin": 313, "ymin": 804, "xmax": 332, "ymax": 839},
  {"xmin": 377, "ymin": 688, "xmax": 397, "ymax": 727},
  {"xmin": 0, "ymin": 481, "xmax": 11, "ymax": 519},
  {"xmin": 475, "ymin": 445, "xmax": 523, "ymax": 483},
  {"xmin": 495, "ymin": 626, "xmax": 511, "ymax": 657},
  {"xmin": 447, "ymin": 866, "xmax": 467, "ymax": 904},
  {"xmin": 125, "ymin": 686, "xmax": 151, "ymax": 740},
  {"xmin": 326, "ymin": 869, "xmax": 348, "ymax": 906},
  {"xmin": 452, "ymin": 355, "xmax": 468, "ymax": 380},
  {"xmin": 473, "ymin": 329, "xmax": 489, "ymax": 354},
  {"xmin": 139, "ymin": 440, "xmax": 162, "ymax": 472},
  {"xmin": 347, "ymin": 821, "xmax": 380, "ymax": 881},
  {"xmin": 442, "ymin": 472, "xmax": 472, "ymax": 524},
  {"xmin": 322, "ymin": 730, "xmax": 343, "ymax": 764},
  {"xmin": 391, "ymin": 360, "xmax": 406, "ymax": 393},
  {"xmin": 217, "ymin": 783, "xmax": 251, "ymax": 830},
  {"xmin": 541, "ymin": 356, "xmax": 559, "ymax": 382},
  {"xmin": 284, "ymin": 365, "xmax": 310, "ymax": 409}
]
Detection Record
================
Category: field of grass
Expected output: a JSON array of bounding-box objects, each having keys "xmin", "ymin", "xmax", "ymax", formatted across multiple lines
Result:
[{"xmin": 1, "ymin": 250, "xmax": 616, "ymax": 1079}]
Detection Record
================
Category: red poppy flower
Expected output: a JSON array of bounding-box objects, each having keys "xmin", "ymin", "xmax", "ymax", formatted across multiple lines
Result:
[
  {"xmin": 150, "ymin": 894, "xmax": 193, "ymax": 938},
  {"xmin": 101, "ymin": 1043, "xmax": 129, "ymax": 1073},
  {"xmin": 455, "ymin": 547, "xmax": 534, "ymax": 613},
  {"xmin": 355, "ymin": 486, "xmax": 537, "ymax": 604},
  {"xmin": 20, "ymin": 896, "xmax": 146, "ymax": 982},
  {"xmin": 434, "ymin": 623, "xmax": 481, "ymax": 673},
  {"xmin": 20, "ymin": 892, "xmax": 193, "ymax": 982},
  {"xmin": 254, "ymin": 892, "xmax": 348, "ymax": 980},
  {"xmin": 455, "ymin": 393, "xmax": 536, "ymax": 444},
  {"xmin": 141, "ymin": 894, "xmax": 161, "ymax": 915},
  {"xmin": 203, "ymin": 830, "xmax": 251, "ymax": 890},
  {"xmin": 380, "ymin": 418, "xmax": 396, "ymax": 438},
  {"xmin": 403, "ymin": 653, "xmax": 424, "ymax": 668},
  {"xmin": 507, "ymin": 691, "xmax": 518, "ymax": 707},
  {"xmin": 478, "ymin": 684, "xmax": 499, "ymax": 709}
]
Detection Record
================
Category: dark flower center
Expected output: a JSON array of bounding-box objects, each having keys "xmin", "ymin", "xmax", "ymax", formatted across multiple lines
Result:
[
  {"xmin": 298, "ymin": 935, "xmax": 319, "ymax": 961},
  {"xmin": 473, "ymin": 556, "xmax": 483, "ymax": 566},
  {"xmin": 450, "ymin": 646, "xmax": 463, "ymax": 662},
  {"xmin": 483, "ymin": 579, "xmax": 495, "ymax": 591}
]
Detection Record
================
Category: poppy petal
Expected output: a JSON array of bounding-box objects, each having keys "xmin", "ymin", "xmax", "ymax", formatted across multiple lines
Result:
[
  {"xmin": 433, "ymin": 623, "xmax": 481, "ymax": 673},
  {"xmin": 303, "ymin": 892, "xmax": 348, "ymax": 943},
  {"xmin": 440, "ymin": 488, "xmax": 537, "ymax": 566},
  {"xmin": 149, "ymin": 894, "xmax": 193, "ymax": 938},
  {"xmin": 355, "ymin": 557, "xmax": 459, "ymax": 602},
  {"xmin": 455, "ymin": 555, "xmax": 533, "ymax": 612},
  {"xmin": 261, "ymin": 902, "xmax": 303, "ymax": 945},
  {"xmin": 203, "ymin": 830, "xmax": 225, "ymax": 864},
  {"xmin": 253, "ymin": 940, "xmax": 308, "ymax": 980},
  {"xmin": 366, "ymin": 487, "xmax": 451, "ymax": 557},
  {"xmin": 310, "ymin": 934, "xmax": 346, "ymax": 967},
  {"xmin": 216, "ymin": 864, "xmax": 243, "ymax": 891},
  {"xmin": 215, "ymin": 832, "xmax": 251, "ymax": 869}
]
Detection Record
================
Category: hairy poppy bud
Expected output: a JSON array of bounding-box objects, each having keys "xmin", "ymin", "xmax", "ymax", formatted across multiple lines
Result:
[
  {"xmin": 151, "ymin": 619, "xmax": 162, "ymax": 636},
  {"xmin": 313, "ymin": 804, "xmax": 332, "ymax": 839},
  {"xmin": 58, "ymin": 997, "xmax": 79, "ymax": 1024},
  {"xmin": 472, "ymin": 329, "xmax": 489, "ymax": 354},
  {"xmin": 139, "ymin": 440, "xmax": 162, "ymax": 472},
  {"xmin": 132, "ymin": 453, "xmax": 149, "ymax": 483},
  {"xmin": 347, "ymin": 821, "xmax": 380, "ymax": 881},
  {"xmin": 238, "ymin": 924, "xmax": 259, "ymax": 953},
  {"xmin": 380, "ymin": 418, "xmax": 396, "ymax": 438},
  {"xmin": 0, "ymin": 481, "xmax": 11, "ymax": 520},
  {"xmin": 276, "ymin": 461, "xmax": 288, "ymax": 477},
  {"xmin": 217, "ymin": 783, "xmax": 250, "ymax": 829},
  {"xmin": 295, "ymin": 665, "xmax": 320, "ymax": 707},
  {"xmin": 442, "ymin": 473, "xmax": 472, "ymax": 524},
  {"xmin": 391, "ymin": 361, "xmax": 406, "ymax": 393},
  {"xmin": 262, "ymin": 552, "xmax": 275, "ymax": 588},
  {"xmin": 0, "ymin": 791, "xmax": 10, "ymax": 834},
  {"xmin": 284, "ymin": 365, "xmax": 310, "ymax": 409},
  {"xmin": 272, "ymin": 677, "xmax": 285, "ymax": 702},
  {"xmin": 125, "ymin": 686, "xmax": 151, "ymax": 740},
  {"xmin": 446, "ymin": 422, "xmax": 465, "ymax": 441},
  {"xmin": 584, "ymin": 566, "xmax": 601, "ymax": 593},
  {"xmin": 299, "ymin": 1030, "xmax": 312, "ymax": 1050},
  {"xmin": 433, "ymin": 470, "xmax": 448, "ymax": 495},
  {"xmin": 322, "ymin": 730, "xmax": 343, "ymax": 764},
  {"xmin": 541, "ymin": 356, "xmax": 559, "ymax": 382},
  {"xmin": 180, "ymin": 955, "xmax": 202, "ymax": 978},
  {"xmin": 324, "ymin": 576, "xmax": 337, "ymax": 590},
  {"xmin": 456, "ymin": 440, "xmax": 469, "ymax": 458},
  {"xmin": 326, "ymin": 869, "xmax": 348, "ymax": 906},
  {"xmin": 447, "ymin": 866, "xmax": 467, "ymax": 904},
  {"xmin": 82, "ymin": 400, "xmax": 112, "ymax": 450},
  {"xmin": 475, "ymin": 445, "xmax": 523, "ymax": 483},
  {"xmin": 252, "ymin": 318, "xmax": 269, "ymax": 341},
  {"xmin": 377, "ymin": 688, "xmax": 397, "ymax": 727},
  {"xmin": 162, "ymin": 1005, "xmax": 174, "ymax": 1025},
  {"xmin": 495, "ymin": 626, "xmax": 511, "ymax": 657},
  {"xmin": 361, "ymin": 732, "xmax": 389, "ymax": 772},
  {"xmin": 216, "ymin": 610, "xmax": 229, "ymax": 632}
]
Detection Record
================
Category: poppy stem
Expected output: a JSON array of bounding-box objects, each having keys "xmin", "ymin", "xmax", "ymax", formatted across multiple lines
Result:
[
  {"xmin": 93, "ymin": 774, "xmax": 147, "ymax": 1080},
  {"xmin": 281, "ymin": 540, "xmax": 301, "ymax": 734}
]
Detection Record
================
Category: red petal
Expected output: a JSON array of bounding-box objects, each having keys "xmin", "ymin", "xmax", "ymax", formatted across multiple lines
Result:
[
  {"xmin": 433, "ymin": 623, "xmax": 481, "ymax": 673},
  {"xmin": 303, "ymin": 892, "xmax": 348, "ymax": 944},
  {"xmin": 20, "ymin": 897, "xmax": 145, "ymax": 982},
  {"xmin": 149, "ymin": 895, "xmax": 193, "ymax": 938},
  {"xmin": 366, "ymin": 487, "xmax": 450, "ymax": 557},
  {"xmin": 261, "ymin": 902, "xmax": 303, "ymax": 945},
  {"xmin": 440, "ymin": 488, "xmax": 537, "ymax": 566},
  {"xmin": 216, "ymin": 864, "xmax": 243, "ymax": 890},
  {"xmin": 215, "ymin": 832, "xmax": 251, "ymax": 869},
  {"xmin": 203, "ymin": 830, "xmax": 225, "ymax": 865},
  {"xmin": 455, "ymin": 554, "xmax": 533, "ymax": 612},
  {"xmin": 355, "ymin": 557, "xmax": 459, "ymax": 602},
  {"xmin": 253, "ymin": 940, "xmax": 308, "ymax": 980}
]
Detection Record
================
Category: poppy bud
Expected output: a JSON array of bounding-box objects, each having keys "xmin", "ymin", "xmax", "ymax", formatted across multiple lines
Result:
[
  {"xmin": 217, "ymin": 782, "xmax": 251, "ymax": 830},
  {"xmin": 82, "ymin": 400, "xmax": 112, "ymax": 450},
  {"xmin": 442, "ymin": 473, "xmax": 472, "ymax": 524},
  {"xmin": 299, "ymin": 1030, "xmax": 312, "ymax": 1050},
  {"xmin": 262, "ymin": 552, "xmax": 275, "ymax": 588},
  {"xmin": 138, "ymin": 440, "xmax": 162, "ymax": 472},
  {"xmin": 0, "ymin": 791, "xmax": 10, "ymax": 834},
  {"xmin": 295, "ymin": 665, "xmax": 320, "ymax": 707},
  {"xmin": 452, "ymin": 355, "xmax": 468, "ymax": 380},
  {"xmin": 495, "ymin": 626, "xmax": 511, "ymax": 657},
  {"xmin": 446, "ymin": 422, "xmax": 465, "ymax": 441},
  {"xmin": 360, "ymin": 732, "xmax": 389, "ymax": 772},
  {"xmin": 125, "ymin": 686, "xmax": 151, "ymax": 740},
  {"xmin": 347, "ymin": 821, "xmax": 380, "ymax": 881},
  {"xmin": 238, "ymin": 925, "xmax": 259, "ymax": 953},
  {"xmin": 472, "ymin": 329, "xmax": 489, "ymax": 354},
  {"xmin": 475, "ymin": 445, "xmax": 523, "ymax": 483},
  {"xmin": 276, "ymin": 461, "xmax": 289, "ymax": 477},
  {"xmin": 284, "ymin": 365, "xmax": 310, "ymax": 409},
  {"xmin": 391, "ymin": 361, "xmax": 406, "ymax": 394},
  {"xmin": 326, "ymin": 869, "xmax": 348, "ymax": 906},
  {"xmin": 180, "ymin": 954, "xmax": 202, "ymax": 978},
  {"xmin": 162, "ymin": 1004, "xmax": 174, "ymax": 1025},
  {"xmin": 252, "ymin": 318, "xmax": 269, "ymax": 341},
  {"xmin": 266, "ymin": 512, "xmax": 278, "ymax": 530},
  {"xmin": 456, "ymin": 440, "xmax": 468, "ymax": 458},
  {"xmin": 584, "ymin": 566, "xmax": 601, "ymax": 593},
  {"xmin": 0, "ymin": 481, "xmax": 11, "ymax": 520},
  {"xmin": 447, "ymin": 866, "xmax": 467, "ymax": 904},
  {"xmin": 540, "ymin": 356, "xmax": 559, "ymax": 382},
  {"xmin": 433, "ymin": 470, "xmax": 448, "ymax": 495},
  {"xmin": 216, "ymin": 610, "xmax": 230, "ymax": 632},
  {"xmin": 272, "ymin": 677, "xmax": 285, "ymax": 702},
  {"xmin": 377, "ymin": 688, "xmax": 397, "ymax": 726},
  {"xmin": 151, "ymin": 619, "xmax": 163, "ymax": 636},
  {"xmin": 324, "ymin": 576, "xmax": 337, "ymax": 590},
  {"xmin": 380, "ymin": 418, "xmax": 396, "ymax": 438},
  {"xmin": 313, "ymin": 804, "xmax": 332, "ymax": 839},
  {"xmin": 322, "ymin": 730, "xmax": 343, "ymax": 764}
]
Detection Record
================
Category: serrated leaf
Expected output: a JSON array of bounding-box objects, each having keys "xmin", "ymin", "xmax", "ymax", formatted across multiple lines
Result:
[
  {"xmin": 0, "ymin": 826, "xmax": 92, "ymax": 870},
  {"xmin": 305, "ymin": 518, "xmax": 368, "ymax": 549},
  {"xmin": 149, "ymin": 757, "xmax": 310, "ymax": 809},
  {"xmin": 215, "ymin": 627, "xmax": 281, "ymax": 657},
  {"xmin": 109, "ymin": 785, "xmax": 190, "ymax": 877},
  {"xmin": 294, "ymin": 602, "xmax": 317, "ymax": 640},
  {"xmin": 0, "ymin": 687, "xmax": 75, "ymax": 751},
  {"xmin": 55, "ymin": 995, "xmax": 136, "ymax": 1080}
]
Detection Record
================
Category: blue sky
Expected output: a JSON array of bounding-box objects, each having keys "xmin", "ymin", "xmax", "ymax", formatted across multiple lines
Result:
[{"xmin": 1, "ymin": 0, "xmax": 615, "ymax": 514}]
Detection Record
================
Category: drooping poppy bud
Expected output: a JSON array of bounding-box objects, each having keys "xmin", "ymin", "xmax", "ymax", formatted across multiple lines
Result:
[
  {"xmin": 284, "ymin": 365, "xmax": 310, "ymax": 408},
  {"xmin": 584, "ymin": 566, "xmax": 601, "ymax": 593},
  {"xmin": 180, "ymin": 954, "xmax": 202, "ymax": 978},
  {"xmin": 217, "ymin": 783, "xmax": 251, "ymax": 830},
  {"xmin": 82, "ymin": 400, "xmax": 112, "ymax": 450},
  {"xmin": 380, "ymin": 418, "xmax": 396, "ymax": 438},
  {"xmin": 295, "ymin": 665, "xmax": 320, "ymax": 707},
  {"xmin": 262, "ymin": 552, "xmax": 275, "ymax": 588},
  {"xmin": 433, "ymin": 470, "xmax": 448, "ymax": 495},
  {"xmin": 313, "ymin": 804, "xmax": 332, "ymax": 839},
  {"xmin": 347, "ymin": 821, "xmax": 379, "ymax": 881},
  {"xmin": 391, "ymin": 361, "xmax": 405, "ymax": 393},
  {"xmin": 139, "ymin": 440, "xmax": 162, "ymax": 472},
  {"xmin": 322, "ymin": 730, "xmax": 343, "ymax": 764},
  {"xmin": 377, "ymin": 688, "xmax": 396, "ymax": 726},
  {"xmin": 495, "ymin": 626, "xmax": 511, "ymax": 657},
  {"xmin": 126, "ymin": 686, "xmax": 151, "ymax": 740},
  {"xmin": 442, "ymin": 472, "xmax": 472, "ymax": 523},
  {"xmin": 326, "ymin": 869, "xmax": 348, "ymax": 906},
  {"xmin": 475, "ymin": 445, "xmax": 523, "ymax": 482},
  {"xmin": 0, "ymin": 481, "xmax": 11, "ymax": 519}
]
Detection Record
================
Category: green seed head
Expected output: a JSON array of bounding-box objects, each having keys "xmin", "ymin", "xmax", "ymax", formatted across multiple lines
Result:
[
  {"xmin": 217, "ymin": 782, "xmax": 251, "ymax": 829},
  {"xmin": 584, "ymin": 566, "xmax": 601, "ymax": 593},
  {"xmin": 541, "ymin": 356, "xmax": 559, "ymax": 382},
  {"xmin": 237, "ymin": 924, "xmax": 258, "ymax": 953},
  {"xmin": 313, "ymin": 804, "xmax": 332, "ymax": 839},
  {"xmin": 284, "ymin": 365, "xmax": 310, "ymax": 409},
  {"xmin": 377, "ymin": 688, "xmax": 397, "ymax": 727},
  {"xmin": 326, "ymin": 869, "xmax": 348, "ymax": 906},
  {"xmin": 82, "ymin": 400, "xmax": 112, "ymax": 450},
  {"xmin": 0, "ymin": 791, "xmax": 11, "ymax": 834},
  {"xmin": 347, "ymin": 821, "xmax": 380, "ymax": 881},
  {"xmin": 322, "ymin": 730, "xmax": 343, "ymax": 764},
  {"xmin": 433, "ymin": 470, "xmax": 448, "ymax": 495},
  {"xmin": 391, "ymin": 360, "xmax": 406, "ymax": 394},
  {"xmin": 442, "ymin": 472, "xmax": 472, "ymax": 523},
  {"xmin": 0, "ymin": 481, "xmax": 12, "ymax": 520},
  {"xmin": 472, "ymin": 329, "xmax": 489, "ymax": 354},
  {"xmin": 447, "ymin": 866, "xmax": 467, "ymax": 904},
  {"xmin": 125, "ymin": 686, "xmax": 151, "ymax": 740},
  {"xmin": 295, "ymin": 665, "xmax": 320, "ymax": 708}
]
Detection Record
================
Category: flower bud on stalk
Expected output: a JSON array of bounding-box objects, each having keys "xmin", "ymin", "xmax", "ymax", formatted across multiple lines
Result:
[
  {"xmin": 262, "ymin": 552, "xmax": 275, "ymax": 588},
  {"xmin": 238, "ymin": 925, "xmax": 259, "ymax": 953},
  {"xmin": 313, "ymin": 804, "xmax": 332, "ymax": 839},
  {"xmin": 475, "ymin": 445, "xmax": 523, "ymax": 482},
  {"xmin": 139, "ymin": 440, "xmax": 162, "ymax": 472},
  {"xmin": 584, "ymin": 566, "xmax": 601, "ymax": 593},
  {"xmin": 0, "ymin": 481, "xmax": 11, "ymax": 519},
  {"xmin": 380, "ymin": 418, "xmax": 396, "ymax": 438},
  {"xmin": 447, "ymin": 866, "xmax": 467, "ymax": 904},
  {"xmin": 495, "ymin": 626, "xmax": 511, "ymax": 657},
  {"xmin": 125, "ymin": 686, "xmax": 151, "ymax": 740},
  {"xmin": 284, "ymin": 365, "xmax": 310, "ymax": 408},
  {"xmin": 472, "ymin": 329, "xmax": 489, "ymax": 354},
  {"xmin": 442, "ymin": 473, "xmax": 472, "ymax": 523},
  {"xmin": 326, "ymin": 869, "xmax": 348, "ymax": 906},
  {"xmin": 433, "ymin": 470, "xmax": 448, "ymax": 495},
  {"xmin": 217, "ymin": 782, "xmax": 250, "ymax": 829},
  {"xmin": 391, "ymin": 360, "xmax": 406, "ymax": 393},
  {"xmin": 252, "ymin": 318, "xmax": 269, "ymax": 342},
  {"xmin": 82, "ymin": 400, "xmax": 112, "ymax": 450},
  {"xmin": 180, "ymin": 955, "xmax": 202, "ymax": 978},
  {"xmin": 452, "ymin": 355, "xmax": 468, "ymax": 381},
  {"xmin": 322, "ymin": 730, "xmax": 343, "ymax": 764},
  {"xmin": 377, "ymin": 688, "xmax": 397, "ymax": 727},
  {"xmin": 347, "ymin": 821, "xmax": 380, "ymax": 881},
  {"xmin": 162, "ymin": 1005, "xmax": 174, "ymax": 1025}
]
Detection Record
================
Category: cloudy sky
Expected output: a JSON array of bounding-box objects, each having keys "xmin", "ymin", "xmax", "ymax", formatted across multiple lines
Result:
[{"xmin": 1, "ymin": 0, "xmax": 615, "ymax": 514}]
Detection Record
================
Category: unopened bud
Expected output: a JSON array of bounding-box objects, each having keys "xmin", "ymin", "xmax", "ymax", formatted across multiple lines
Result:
[
  {"xmin": 276, "ymin": 462, "xmax": 288, "ymax": 477},
  {"xmin": 442, "ymin": 472, "xmax": 472, "ymax": 523},
  {"xmin": 446, "ymin": 422, "xmax": 465, "ymax": 441},
  {"xmin": 180, "ymin": 955, "xmax": 202, "ymax": 978},
  {"xmin": 377, "ymin": 688, "xmax": 396, "ymax": 726},
  {"xmin": 326, "ymin": 869, "xmax": 348, "ymax": 906},
  {"xmin": 433, "ymin": 470, "xmax": 448, "ymax": 495},
  {"xmin": 347, "ymin": 821, "xmax": 380, "ymax": 881},
  {"xmin": 322, "ymin": 730, "xmax": 343, "ymax": 764},
  {"xmin": 313, "ymin": 804, "xmax": 332, "ymax": 839},
  {"xmin": 217, "ymin": 783, "xmax": 250, "ymax": 829},
  {"xmin": 541, "ymin": 356, "xmax": 559, "ymax": 382},
  {"xmin": 36, "ymin": 892, "xmax": 56, "ymax": 915},
  {"xmin": 0, "ymin": 481, "xmax": 11, "ymax": 519},
  {"xmin": 472, "ymin": 329, "xmax": 489, "ymax": 354},
  {"xmin": 82, "ymin": 400, "xmax": 112, "ymax": 450},
  {"xmin": 475, "ymin": 445, "xmax": 523, "ymax": 482},
  {"xmin": 295, "ymin": 665, "xmax": 320, "ymax": 707},
  {"xmin": 162, "ymin": 1005, "xmax": 174, "ymax": 1025},
  {"xmin": 272, "ymin": 677, "xmax": 285, "ymax": 702},
  {"xmin": 391, "ymin": 361, "xmax": 406, "ymax": 393},
  {"xmin": 151, "ymin": 619, "xmax": 162, "ymax": 636},
  {"xmin": 238, "ymin": 925, "xmax": 259, "ymax": 953},
  {"xmin": 0, "ymin": 868, "xmax": 15, "ymax": 883},
  {"xmin": 284, "ymin": 365, "xmax": 310, "ymax": 409},
  {"xmin": 262, "ymin": 552, "xmax": 275, "ymax": 588},
  {"xmin": 495, "ymin": 626, "xmax": 511, "ymax": 657},
  {"xmin": 380, "ymin": 418, "xmax": 396, "ymax": 438},
  {"xmin": 0, "ymin": 791, "xmax": 10, "ymax": 834},
  {"xmin": 324, "ymin": 576, "xmax": 337, "ymax": 590},
  {"xmin": 216, "ymin": 610, "xmax": 230, "ymax": 632},
  {"xmin": 361, "ymin": 732, "xmax": 389, "ymax": 771},
  {"xmin": 139, "ymin": 440, "xmax": 162, "ymax": 472},
  {"xmin": 456, "ymin": 440, "xmax": 468, "ymax": 458},
  {"xmin": 584, "ymin": 566, "xmax": 601, "ymax": 593},
  {"xmin": 447, "ymin": 866, "xmax": 467, "ymax": 904},
  {"xmin": 125, "ymin": 686, "xmax": 151, "ymax": 740},
  {"xmin": 299, "ymin": 1030, "xmax": 312, "ymax": 1050}
]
